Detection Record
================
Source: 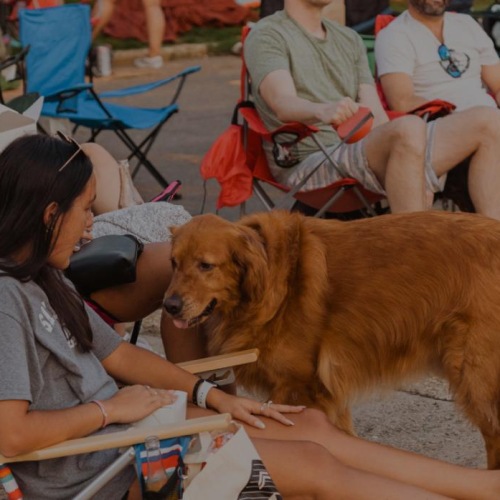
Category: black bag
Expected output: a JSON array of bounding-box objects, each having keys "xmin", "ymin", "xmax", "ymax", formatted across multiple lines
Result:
[{"xmin": 66, "ymin": 234, "xmax": 144, "ymax": 297}]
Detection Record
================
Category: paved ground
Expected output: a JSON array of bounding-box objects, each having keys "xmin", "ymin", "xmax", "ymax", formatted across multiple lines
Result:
[
  {"xmin": 1, "ymin": 51, "xmax": 488, "ymax": 492},
  {"xmin": 84, "ymin": 52, "xmax": 489, "ymax": 469}
]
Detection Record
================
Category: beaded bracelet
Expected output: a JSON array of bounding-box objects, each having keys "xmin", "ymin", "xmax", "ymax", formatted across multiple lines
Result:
[{"xmin": 91, "ymin": 399, "xmax": 109, "ymax": 429}]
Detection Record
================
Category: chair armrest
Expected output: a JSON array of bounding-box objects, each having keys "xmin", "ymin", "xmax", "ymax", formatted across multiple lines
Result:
[
  {"xmin": 0, "ymin": 45, "xmax": 29, "ymax": 72},
  {"xmin": 0, "ymin": 414, "xmax": 231, "ymax": 463},
  {"xmin": 98, "ymin": 65, "xmax": 202, "ymax": 100},
  {"xmin": 46, "ymin": 83, "xmax": 93, "ymax": 100},
  {"xmin": 177, "ymin": 348, "xmax": 259, "ymax": 375},
  {"xmin": 335, "ymin": 106, "xmax": 373, "ymax": 143},
  {"xmin": 407, "ymin": 99, "xmax": 456, "ymax": 121}
]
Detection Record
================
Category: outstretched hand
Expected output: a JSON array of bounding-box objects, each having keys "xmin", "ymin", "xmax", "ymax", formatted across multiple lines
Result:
[{"xmin": 208, "ymin": 390, "xmax": 305, "ymax": 429}]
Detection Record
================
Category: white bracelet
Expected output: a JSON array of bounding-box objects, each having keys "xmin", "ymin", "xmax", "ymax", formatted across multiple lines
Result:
[{"xmin": 196, "ymin": 380, "xmax": 217, "ymax": 409}]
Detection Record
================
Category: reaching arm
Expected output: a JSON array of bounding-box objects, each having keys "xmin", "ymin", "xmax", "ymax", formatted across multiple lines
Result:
[
  {"xmin": 481, "ymin": 62, "xmax": 500, "ymax": 107},
  {"xmin": 259, "ymin": 69, "xmax": 359, "ymax": 127},
  {"xmin": 379, "ymin": 72, "xmax": 429, "ymax": 113},
  {"xmin": 104, "ymin": 342, "xmax": 303, "ymax": 429}
]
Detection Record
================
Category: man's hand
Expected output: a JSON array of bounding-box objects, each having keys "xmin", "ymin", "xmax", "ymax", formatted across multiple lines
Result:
[{"xmin": 316, "ymin": 97, "xmax": 359, "ymax": 127}]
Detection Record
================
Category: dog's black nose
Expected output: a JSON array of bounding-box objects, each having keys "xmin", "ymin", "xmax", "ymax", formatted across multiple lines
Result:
[{"xmin": 163, "ymin": 294, "xmax": 183, "ymax": 316}]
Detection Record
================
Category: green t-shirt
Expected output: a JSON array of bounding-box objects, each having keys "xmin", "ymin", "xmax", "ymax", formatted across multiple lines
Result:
[{"xmin": 244, "ymin": 10, "xmax": 374, "ymax": 162}]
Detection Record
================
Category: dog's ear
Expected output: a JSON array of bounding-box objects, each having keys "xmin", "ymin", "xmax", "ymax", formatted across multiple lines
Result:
[
  {"xmin": 232, "ymin": 224, "xmax": 289, "ymax": 324},
  {"xmin": 232, "ymin": 225, "xmax": 268, "ymax": 305}
]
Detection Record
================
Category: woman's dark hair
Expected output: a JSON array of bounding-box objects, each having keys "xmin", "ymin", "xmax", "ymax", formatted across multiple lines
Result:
[{"xmin": 0, "ymin": 134, "xmax": 94, "ymax": 350}]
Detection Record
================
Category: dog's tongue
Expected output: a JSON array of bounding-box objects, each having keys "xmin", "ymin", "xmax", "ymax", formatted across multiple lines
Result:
[{"xmin": 173, "ymin": 318, "xmax": 191, "ymax": 329}]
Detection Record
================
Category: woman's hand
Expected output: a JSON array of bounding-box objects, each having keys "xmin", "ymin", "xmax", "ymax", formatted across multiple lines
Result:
[
  {"xmin": 207, "ymin": 390, "xmax": 305, "ymax": 429},
  {"xmin": 103, "ymin": 385, "xmax": 177, "ymax": 425}
]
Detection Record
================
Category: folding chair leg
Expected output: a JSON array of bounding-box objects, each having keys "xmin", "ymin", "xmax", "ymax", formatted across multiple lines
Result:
[
  {"xmin": 129, "ymin": 320, "xmax": 142, "ymax": 345},
  {"xmin": 129, "ymin": 130, "xmax": 161, "ymax": 175},
  {"xmin": 239, "ymin": 201, "xmax": 247, "ymax": 218},
  {"xmin": 74, "ymin": 447, "xmax": 136, "ymax": 500},
  {"xmin": 314, "ymin": 188, "xmax": 348, "ymax": 218},
  {"xmin": 88, "ymin": 125, "xmax": 168, "ymax": 187},
  {"xmin": 80, "ymin": 125, "xmax": 170, "ymax": 188},
  {"xmin": 253, "ymin": 181, "xmax": 276, "ymax": 211},
  {"xmin": 351, "ymin": 185, "xmax": 378, "ymax": 216},
  {"xmin": 114, "ymin": 128, "xmax": 169, "ymax": 187}
]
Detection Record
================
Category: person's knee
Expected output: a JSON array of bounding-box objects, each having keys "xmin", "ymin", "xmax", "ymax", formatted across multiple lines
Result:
[
  {"xmin": 81, "ymin": 141, "xmax": 110, "ymax": 160},
  {"xmin": 472, "ymin": 107, "xmax": 500, "ymax": 142},
  {"xmin": 389, "ymin": 115, "xmax": 426, "ymax": 158},
  {"xmin": 295, "ymin": 408, "xmax": 343, "ymax": 440}
]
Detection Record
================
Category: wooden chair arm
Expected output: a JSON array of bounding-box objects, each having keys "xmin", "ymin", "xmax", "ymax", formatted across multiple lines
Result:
[
  {"xmin": 0, "ymin": 414, "xmax": 231, "ymax": 463},
  {"xmin": 177, "ymin": 348, "xmax": 259, "ymax": 375}
]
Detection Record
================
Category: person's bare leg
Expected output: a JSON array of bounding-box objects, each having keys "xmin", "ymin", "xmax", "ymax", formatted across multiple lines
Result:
[
  {"xmin": 253, "ymin": 438, "xmax": 449, "ymax": 500},
  {"xmin": 91, "ymin": 0, "xmax": 118, "ymax": 40},
  {"xmin": 231, "ymin": 408, "xmax": 500, "ymax": 500},
  {"xmin": 430, "ymin": 107, "xmax": 500, "ymax": 220},
  {"xmin": 81, "ymin": 142, "xmax": 126, "ymax": 215},
  {"xmin": 186, "ymin": 407, "xmax": 449, "ymax": 499},
  {"xmin": 90, "ymin": 241, "xmax": 171, "ymax": 321},
  {"xmin": 363, "ymin": 114, "xmax": 428, "ymax": 213},
  {"xmin": 142, "ymin": 0, "xmax": 165, "ymax": 58}
]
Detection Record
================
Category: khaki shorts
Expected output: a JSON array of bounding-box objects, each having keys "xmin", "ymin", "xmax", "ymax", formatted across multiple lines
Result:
[{"xmin": 268, "ymin": 122, "xmax": 442, "ymax": 195}]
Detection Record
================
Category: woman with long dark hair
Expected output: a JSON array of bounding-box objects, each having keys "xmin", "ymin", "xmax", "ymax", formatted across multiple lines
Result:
[{"xmin": 2, "ymin": 134, "xmax": 500, "ymax": 499}]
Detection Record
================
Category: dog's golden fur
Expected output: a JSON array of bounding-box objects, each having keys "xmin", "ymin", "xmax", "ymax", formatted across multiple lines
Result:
[{"xmin": 165, "ymin": 210, "xmax": 500, "ymax": 468}]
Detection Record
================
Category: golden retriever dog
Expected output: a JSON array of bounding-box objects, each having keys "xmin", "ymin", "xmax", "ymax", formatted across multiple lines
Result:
[{"xmin": 164, "ymin": 210, "xmax": 500, "ymax": 468}]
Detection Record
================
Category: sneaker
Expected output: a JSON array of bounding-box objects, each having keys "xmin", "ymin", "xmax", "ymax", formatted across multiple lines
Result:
[{"xmin": 134, "ymin": 55, "xmax": 163, "ymax": 69}]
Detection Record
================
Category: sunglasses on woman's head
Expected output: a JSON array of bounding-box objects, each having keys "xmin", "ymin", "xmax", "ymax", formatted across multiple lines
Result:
[{"xmin": 56, "ymin": 131, "xmax": 83, "ymax": 172}]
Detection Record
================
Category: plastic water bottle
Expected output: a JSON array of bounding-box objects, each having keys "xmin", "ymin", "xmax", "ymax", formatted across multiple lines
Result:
[
  {"xmin": 144, "ymin": 436, "xmax": 168, "ymax": 493},
  {"xmin": 95, "ymin": 44, "xmax": 112, "ymax": 77}
]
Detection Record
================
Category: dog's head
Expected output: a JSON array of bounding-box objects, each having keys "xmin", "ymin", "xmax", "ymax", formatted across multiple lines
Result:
[{"xmin": 164, "ymin": 214, "xmax": 270, "ymax": 329}]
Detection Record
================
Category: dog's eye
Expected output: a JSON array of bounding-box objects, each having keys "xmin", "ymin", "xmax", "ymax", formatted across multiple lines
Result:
[{"xmin": 199, "ymin": 262, "xmax": 214, "ymax": 271}]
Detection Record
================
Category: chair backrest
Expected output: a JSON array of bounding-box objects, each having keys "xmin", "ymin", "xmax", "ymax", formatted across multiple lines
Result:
[{"xmin": 19, "ymin": 4, "xmax": 91, "ymax": 96}]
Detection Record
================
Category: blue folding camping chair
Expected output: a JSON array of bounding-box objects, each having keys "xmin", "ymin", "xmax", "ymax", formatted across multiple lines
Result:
[{"xmin": 18, "ymin": 3, "xmax": 200, "ymax": 187}]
